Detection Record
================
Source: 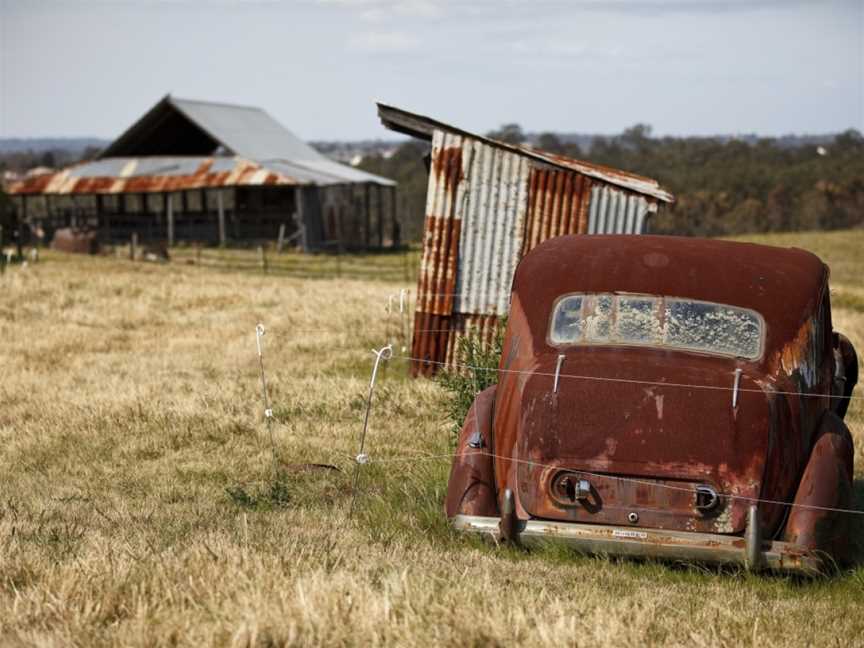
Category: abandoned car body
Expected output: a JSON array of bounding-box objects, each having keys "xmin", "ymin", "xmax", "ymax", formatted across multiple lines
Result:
[{"xmin": 446, "ymin": 235, "xmax": 859, "ymax": 573}]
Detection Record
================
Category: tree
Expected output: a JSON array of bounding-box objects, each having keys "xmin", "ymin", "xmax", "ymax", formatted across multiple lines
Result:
[
  {"xmin": 621, "ymin": 123, "xmax": 652, "ymax": 146},
  {"xmin": 537, "ymin": 132, "xmax": 565, "ymax": 154},
  {"xmin": 39, "ymin": 151, "xmax": 56, "ymax": 168},
  {"xmin": 80, "ymin": 146, "xmax": 103, "ymax": 161},
  {"xmin": 834, "ymin": 129, "xmax": 864, "ymax": 154},
  {"xmin": 486, "ymin": 123, "xmax": 525, "ymax": 145}
]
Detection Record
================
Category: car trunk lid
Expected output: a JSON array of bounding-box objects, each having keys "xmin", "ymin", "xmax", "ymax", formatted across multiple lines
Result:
[{"xmin": 511, "ymin": 351, "xmax": 770, "ymax": 534}]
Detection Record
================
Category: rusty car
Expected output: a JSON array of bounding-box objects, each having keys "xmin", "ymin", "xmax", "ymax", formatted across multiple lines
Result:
[{"xmin": 446, "ymin": 235, "xmax": 859, "ymax": 573}]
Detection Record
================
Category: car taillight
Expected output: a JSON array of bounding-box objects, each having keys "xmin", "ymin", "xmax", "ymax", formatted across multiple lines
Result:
[{"xmin": 550, "ymin": 471, "xmax": 591, "ymax": 506}]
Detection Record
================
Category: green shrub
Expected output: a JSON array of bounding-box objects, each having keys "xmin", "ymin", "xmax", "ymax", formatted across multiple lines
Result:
[{"xmin": 435, "ymin": 318, "xmax": 506, "ymax": 446}]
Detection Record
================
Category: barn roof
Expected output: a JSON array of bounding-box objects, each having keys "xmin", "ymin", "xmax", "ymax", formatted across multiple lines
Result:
[{"xmin": 9, "ymin": 95, "xmax": 394, "ymax": 195}]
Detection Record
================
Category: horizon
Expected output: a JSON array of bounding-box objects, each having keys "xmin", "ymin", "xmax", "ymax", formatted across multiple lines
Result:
[{"xmin": 0, "ymin": 127, "xmax": 859, "ymax": 145}]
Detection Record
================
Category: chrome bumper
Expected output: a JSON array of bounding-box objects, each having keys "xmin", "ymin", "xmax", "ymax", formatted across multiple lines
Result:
[{"xmin": 451, "ymin": 513, "xmax": 823, "ymax": 575}]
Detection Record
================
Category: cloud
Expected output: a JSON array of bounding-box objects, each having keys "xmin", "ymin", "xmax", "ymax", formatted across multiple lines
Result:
[
  {"xmin": 347, "ymin": 30, "xmax": 421, "ymax": 52},
  {"xmin": 318, "ymin": 0, "xmax": 443, "ymax": 18},
  {"xmin": 552, "ymin": 0, "xmax": 812, "ymax": 16},
  {"xmin": 510, "ymin": 39, "xmax": 591, "ymax": 58}
]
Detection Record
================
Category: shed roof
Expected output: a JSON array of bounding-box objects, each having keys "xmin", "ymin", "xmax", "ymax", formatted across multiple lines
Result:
[{"xmin": 377, "ymin": 102, "xmax": 672, "ymax": 202}]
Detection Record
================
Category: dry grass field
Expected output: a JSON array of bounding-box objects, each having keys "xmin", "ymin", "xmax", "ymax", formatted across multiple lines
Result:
[{"xmin": 1, "ymin": 230, "xmax": 863, "ymax": 647}]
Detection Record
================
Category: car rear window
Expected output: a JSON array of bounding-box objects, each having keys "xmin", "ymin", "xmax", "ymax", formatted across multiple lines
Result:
[{"xmin": 549, "ymin": 293, "xmax": 764, "ymax": 360}]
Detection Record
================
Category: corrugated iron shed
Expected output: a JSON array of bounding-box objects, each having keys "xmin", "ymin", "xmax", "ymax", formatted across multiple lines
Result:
[{"xmin": 377, "ymin": 103, "xmax": 675, "ymax": 376}]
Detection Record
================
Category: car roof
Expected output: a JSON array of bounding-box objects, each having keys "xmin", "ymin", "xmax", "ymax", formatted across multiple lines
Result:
[{"xmin": 512, "ymin": 235, "xmax": 828, "ymax": 358}]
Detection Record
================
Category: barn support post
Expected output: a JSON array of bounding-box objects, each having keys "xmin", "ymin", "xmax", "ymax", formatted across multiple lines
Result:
[
  {"xmin": 103, "ymin": 195, "xmax": 113, "ymax": 244},
  {"xmin": 19, "ymin": 196, "xmax": 27, "ymax": 258},
  {"xmin": 166, "ymin": 192, "xmax": 174, "ymax": 247},
  {"xmin": 45, "ymin": 195, "xmax": 52, "ymax": 232},
  {"xmin": 377, "ymin": 184, "xmax": 384, "ymax": 249},
  {"xmin": 217, "ymin": 190, "xmax": 226, "ymax": 247},
  {"xmin": 390, "ymin": 185, "xmax": 399, "ymax": 248},
  {"xmin": 295, "ymin": 188, "xmax": 307, "ymax": 253},
  {"xmin": 117, "ymin": 193, "xmax": 129, "ymax": 241},
  {"xmin": 199, "ymin": 189, "xmax": 208, "ymax": 243},
  {"xmin": 15, "ymin": 194, "xmax": 30, "ymax": 258},
  {"xmin": 335, "ymin": 192, "xmax": 345, "ymax": 256},
  {"xmin": 95, "ymin": 194, "xmax": 104, "ymax": 241},
  {"xmin": 140, "ymin": 193, "xmax": 149, "ymax": 241},
  {"xmin": 364, "ymin": 183, "xmax": 371, "ymax": 249}
]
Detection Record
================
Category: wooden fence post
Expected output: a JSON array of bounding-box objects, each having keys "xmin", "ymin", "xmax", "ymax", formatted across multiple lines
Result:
[
  {"xmin": 217, "ymin": 190, "xmax": 226, "ymax": 247},
  {"xmin": 166, "ymin": 192, "xmax": 174, "ymax": 248}
]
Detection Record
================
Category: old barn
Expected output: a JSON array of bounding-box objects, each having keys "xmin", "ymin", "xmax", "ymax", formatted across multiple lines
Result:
[{"xmin": 7, "ymin": 96, "xmax": 398, "ymax": 251}]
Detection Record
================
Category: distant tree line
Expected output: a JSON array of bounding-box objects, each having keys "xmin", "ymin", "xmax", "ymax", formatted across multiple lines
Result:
[
  {"xmin": 0, "ymin": 146, "xmax": 102, "ymax": 174},
  {"xmin": 358, "ymin": 125, "xmax": 864, "ymax": 241}
]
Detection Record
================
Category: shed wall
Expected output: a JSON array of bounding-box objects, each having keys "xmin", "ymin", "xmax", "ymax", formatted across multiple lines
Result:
[{"xmin": 411, "ymin": 129, "xmax": 661, "ymax": 376}]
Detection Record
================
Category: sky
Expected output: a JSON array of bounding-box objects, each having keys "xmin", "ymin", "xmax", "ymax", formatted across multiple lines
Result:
[{"xmin": 0, "ymin": 0, "xmax": 862, "ymax": 141}]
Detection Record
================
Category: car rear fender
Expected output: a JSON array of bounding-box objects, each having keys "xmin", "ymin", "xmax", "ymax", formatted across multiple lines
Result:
[
  {"xmin": 445, "ymin": 385, "xmax": 498, "ymax": 519},
  {"xmin": 782, "ymin": 410, "xmax": 854, "ymax": 562}
]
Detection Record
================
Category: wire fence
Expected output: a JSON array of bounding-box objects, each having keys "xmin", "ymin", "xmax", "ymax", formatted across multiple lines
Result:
[
  {"xmin": 243, "ymin": 323, "xmax": 862, "ymax": 521},
  {"xmin": 163, "ymin": 244, "xmax": 422, "ymax": 284}
]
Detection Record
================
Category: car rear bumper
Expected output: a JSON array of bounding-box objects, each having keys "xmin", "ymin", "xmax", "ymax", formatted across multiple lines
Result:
[{"xmin": 451, "ymin": 513, "xmax": 823, "ymax": 575}]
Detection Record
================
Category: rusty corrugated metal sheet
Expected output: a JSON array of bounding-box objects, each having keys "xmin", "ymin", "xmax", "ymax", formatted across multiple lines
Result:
[
  {"xmin": 411, "ymin": 311, "xmax": 500, "ymax": 377},
  {"xmin": 455, "ymin": 137, "xmax": 530, "ymax": 317},
  {"xmin": 7, "ymin": 156, "xmax": 297, "ymax": 196},
  {"xmin": 587, "ymin": 184, "xmax": 655, "ymax": 234},
  {"xmin": 521, "ymin": 167, "xmax": 592, "ymax": 256},
  {"xmin": 444, "ymin": 314, "xmax": 500, "ymax": 370},
  {"xmin": 415, "ymin": 130, "xmax": 467, "ymax": 316}
]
